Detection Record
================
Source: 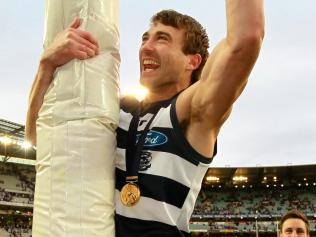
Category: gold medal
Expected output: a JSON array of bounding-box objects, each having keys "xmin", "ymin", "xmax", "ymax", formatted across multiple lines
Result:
[{"xmin": 120, "ymin": 182, "xmax": 141, "ymax": 206}]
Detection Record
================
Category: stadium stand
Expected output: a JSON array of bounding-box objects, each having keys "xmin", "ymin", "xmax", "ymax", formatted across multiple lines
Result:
[
  {"xmin": 1, "ymin": 118, "xmax": 316, "ymax": 236},
  {"xmin": 190, "ymin": 166, "xmax": 316, "ymax": 236}
]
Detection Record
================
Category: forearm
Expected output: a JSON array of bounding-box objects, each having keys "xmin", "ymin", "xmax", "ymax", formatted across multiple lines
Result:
[
  {"xmin": 25, "ymin": 18, "xmax": 100, "ymax": 145},
  {"xmin": 226, "ymin": 0, "xmax": 265, "ymax": 48},
  {"xmin": 25, "ymin": 60, "xmax": 55, "ymax": 145}
]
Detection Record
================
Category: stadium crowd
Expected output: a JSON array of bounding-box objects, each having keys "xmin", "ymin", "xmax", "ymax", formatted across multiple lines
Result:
[
  {"xmin": 1, "ymin": 161, "xmax": 316, "ymax": 235},
  {"xmin": 193, "ymin": 187, "xmax": 316, "ymax": 217}
]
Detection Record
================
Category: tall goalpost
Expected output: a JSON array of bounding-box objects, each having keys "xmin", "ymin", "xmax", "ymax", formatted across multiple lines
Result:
[{"xmin": 32, "ymin": 1, "xmax": 120, "ymax": 236}]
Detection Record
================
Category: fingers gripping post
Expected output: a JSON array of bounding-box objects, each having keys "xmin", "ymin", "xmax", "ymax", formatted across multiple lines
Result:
[{"xmin": 32, "ymin": 1, "xmax": 119, "ymax": 236}]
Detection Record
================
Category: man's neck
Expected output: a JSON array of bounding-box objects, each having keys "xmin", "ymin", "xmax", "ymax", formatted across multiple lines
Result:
[
  {"xmin": 143, "ymin": 90, "xmax": 175, "ymax": 106},
  {"xmin": 143, "ymin": 83, "xmax": 188, "ymax": 104},
  {"xmin": 141, "ymin": 91, "xmax": 177, "ymax": 113}
]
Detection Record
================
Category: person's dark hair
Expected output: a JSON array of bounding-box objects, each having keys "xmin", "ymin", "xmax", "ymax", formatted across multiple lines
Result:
[
  {"xmin": 280, "ymin": 209, "xmax": 310, "ymax": 235},
  {"xmin": 151, "ymin": 10, "xmax": 209, "ymax": 84}
]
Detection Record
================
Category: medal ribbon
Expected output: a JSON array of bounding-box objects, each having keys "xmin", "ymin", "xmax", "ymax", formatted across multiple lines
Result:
[{"xmin": 125, "ymin": 108, "xmax": 158, "ymax": 183}]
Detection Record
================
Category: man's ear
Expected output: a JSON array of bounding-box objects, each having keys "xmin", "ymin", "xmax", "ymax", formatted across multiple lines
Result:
[{"xmin": 186, "ymin": 54, "xmax": 202, "ymax": 71}]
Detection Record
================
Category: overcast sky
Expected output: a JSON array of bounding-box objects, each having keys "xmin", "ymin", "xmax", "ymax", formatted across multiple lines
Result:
[{"xmin": 0, "ymin": 0, "xmax": 315, "ymax": 167}]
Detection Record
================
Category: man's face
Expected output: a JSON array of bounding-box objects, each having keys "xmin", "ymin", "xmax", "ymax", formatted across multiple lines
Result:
[
  {"xmin": 281, "ymin": 218, "xmax": 309, "ymax": 237},
  {"xmin": 139, "ymin": 22, "xmax": 190, "ymax": 91}
]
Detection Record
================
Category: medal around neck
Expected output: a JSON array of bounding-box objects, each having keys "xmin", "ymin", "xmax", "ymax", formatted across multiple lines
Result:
[
  {"xmin": 120, "ymin": 182, "xmax": 141, "ymax": 207},
  {"xmin": 122, "ymin": 106, "xmax": 158, "ymax": 207}
]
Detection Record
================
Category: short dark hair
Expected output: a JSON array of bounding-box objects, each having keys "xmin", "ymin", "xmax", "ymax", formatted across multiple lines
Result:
[
  {"xmin": 151, "ymin": 10, "xmax": 209, "ymax": 84},
  {"xmin": 280, "ymin": 209, "xmax": 310, "ymax": 235}
]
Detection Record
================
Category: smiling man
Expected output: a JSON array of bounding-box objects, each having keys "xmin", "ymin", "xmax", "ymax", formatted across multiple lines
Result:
[
  {"xmin": 280, "ymin": 210, "xmax": 310, "ymax": 237},
  {"xmin": 115, "ymin": 1, "xmax": 264, "ymax": 236}
]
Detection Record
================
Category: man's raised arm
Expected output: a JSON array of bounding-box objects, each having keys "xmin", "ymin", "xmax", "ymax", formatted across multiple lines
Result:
[{"xmin": 178, "ymin": 0, "xmax": 265, "ymax": 157}]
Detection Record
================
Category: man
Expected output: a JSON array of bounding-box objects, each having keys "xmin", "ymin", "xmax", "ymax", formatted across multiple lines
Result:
[
  {"xmin": 26, "ymin": 1, "xmax": 264, "ymax": 236},
  {"xmin": 280, "ymin": 210, "xmax": 310, "ymax": 237}
]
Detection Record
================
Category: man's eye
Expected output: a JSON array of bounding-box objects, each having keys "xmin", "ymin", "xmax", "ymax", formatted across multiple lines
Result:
[
  {"xmin": 142, "ymin": 35, "xmax": 148, "ymax": 41},
  {"xmin": 158, "ymin": 35, "xmax": 168, "ymax": 41},
  {"xmin": 141, "ymin": 37, "xmax": 148, "ymax": 44}
]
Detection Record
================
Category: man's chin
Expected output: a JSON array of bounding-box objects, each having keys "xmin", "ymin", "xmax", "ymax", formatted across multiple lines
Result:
[{"xmin": 140, "ymin": 76, "xmax": 154, "ymax": 88}]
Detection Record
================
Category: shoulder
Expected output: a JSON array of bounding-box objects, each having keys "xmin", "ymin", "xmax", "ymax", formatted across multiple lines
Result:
[
  {"xmin": 120, "ymin": 95, "xmax": 140, "ymax": 114},
  {"xmin": 174, "ymin": 83, "xmax": 218, "ymax": 158}
]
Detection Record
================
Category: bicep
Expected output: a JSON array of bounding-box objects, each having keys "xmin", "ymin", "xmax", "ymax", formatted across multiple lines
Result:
[{"xmin": 191, "ymin": 38, "xmax": 260, "ymax": 129}]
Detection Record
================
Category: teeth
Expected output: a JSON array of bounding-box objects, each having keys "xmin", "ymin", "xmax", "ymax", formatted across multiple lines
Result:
[{"xmin": 143, "ymin": 59, "xmax": 159, "ymax": 65}]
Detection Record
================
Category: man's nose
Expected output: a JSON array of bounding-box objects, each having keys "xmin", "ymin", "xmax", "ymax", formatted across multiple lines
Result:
[
  {"xmin": 141, "ymin": 39, "xmax": 155, "ymax": 52},
  {"xmin": 290, "ymin": 232, "xmax": 299, "ymax": 237}
]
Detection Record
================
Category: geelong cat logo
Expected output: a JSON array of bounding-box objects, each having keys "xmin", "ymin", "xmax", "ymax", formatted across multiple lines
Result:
[
  {"xmin": 139, "ymin": 151, "xmax": 152, "ymax": 171},
  {"xmin": 136, "ymin": 130, "xmax": 168, "ymax": 147}
]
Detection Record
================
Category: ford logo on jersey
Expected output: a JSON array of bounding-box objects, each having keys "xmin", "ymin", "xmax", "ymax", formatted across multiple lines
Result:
[{"xmin": 136, "ymin": 130, "xmax": 168, "ymax": 147}]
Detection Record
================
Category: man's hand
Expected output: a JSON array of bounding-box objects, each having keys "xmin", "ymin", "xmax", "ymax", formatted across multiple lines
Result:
[
  {"xmin": 25, "ymin": 17, "xmax": 100, "ymax": 146},
  {"xmin": 40, "ymin": 17, "xmax": 100, "ymax": 71}
]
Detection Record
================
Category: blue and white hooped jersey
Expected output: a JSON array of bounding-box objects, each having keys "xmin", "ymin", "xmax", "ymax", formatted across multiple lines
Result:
[{"xmin": 115, "ymin": 96, "xmax": 216, "ymax": 237}]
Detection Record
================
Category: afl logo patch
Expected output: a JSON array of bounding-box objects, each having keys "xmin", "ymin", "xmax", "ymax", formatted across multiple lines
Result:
[{"xmin": 136, "ymin": 130, "xmax": 168, "ymax": 147}]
